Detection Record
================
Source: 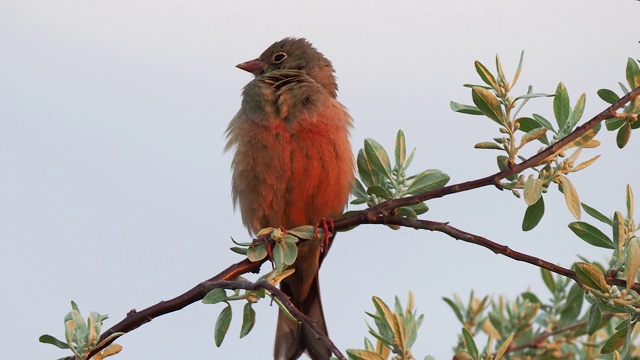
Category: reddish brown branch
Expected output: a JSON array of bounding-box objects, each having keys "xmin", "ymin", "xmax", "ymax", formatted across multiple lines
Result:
[
  {"xmin": 75, "ymin": 87, "xmax": 639, "ymax": 359},
  {"xmin": 367, "ymin": 216, "xmax": 640, "ymax": 293}
]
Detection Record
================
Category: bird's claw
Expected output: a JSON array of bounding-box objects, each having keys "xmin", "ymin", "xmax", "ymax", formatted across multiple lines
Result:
[{"xmin": 315, "ymin": 217, "xmax": 334, "ymax": 252}]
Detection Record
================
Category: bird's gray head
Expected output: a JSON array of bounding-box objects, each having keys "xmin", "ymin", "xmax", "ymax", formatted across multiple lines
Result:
[{"xmin": 237, "ymin": 37, "xmax": 338, "ymax": 98}]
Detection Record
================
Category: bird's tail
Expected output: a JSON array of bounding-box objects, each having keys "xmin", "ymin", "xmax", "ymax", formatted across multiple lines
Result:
[{"xmin": 274, "ymin": 275, "xmax": 330, "ymax": 360}]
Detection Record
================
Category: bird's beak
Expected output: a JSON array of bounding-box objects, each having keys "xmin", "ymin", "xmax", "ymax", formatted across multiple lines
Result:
[{"xmin": 236, "ymin": 59, "xmax": 267, "ymax": 76}]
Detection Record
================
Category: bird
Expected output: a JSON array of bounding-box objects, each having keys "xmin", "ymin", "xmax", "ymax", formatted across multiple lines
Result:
[{"xmin": 225, "ymin": 37, "xmax": 354, "ymax": 360}]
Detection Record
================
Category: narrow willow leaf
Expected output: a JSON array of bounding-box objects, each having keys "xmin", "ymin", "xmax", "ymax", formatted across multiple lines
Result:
[
  {"xmin": 581, "ymin": 203, "xmax": 612, "ymax": 226},
  {"xmin": 442, "ymin": 297, "xmax": 464, "ymax": 323},
  {"xmin": 272, "ymin": 241, "xmax": 284, "ymax": 271},
  {"xmin": 364, "ymin": 138, "xmax": 393, "ymax": 182},
  {"xmin": 38, "ymin": 335, "xmax": 70, "ymax": 349},
  {"xmin": 495, "ymin": 54, "xmax": 507, "ymax": 86},
  {"xmin": 214, "ymin": 304, "xmax": 232, "ymax": 347},
  {"xmin": 559, "ymin": 283, "xmax": 584, "ymax": 327},
  {"xmin": 567, "ymin": 93, "xmax": 586, "ymax": 129},
  {"xmin": 472, "ymin": 87, "xmax": 506, "ymax": 126},
  {"xmin": 230, "ymin": 247, "xmax": 247, "ymax": 255},
  {"xmin": 601, "ymin": 326, "xmax": 629, "ymax": 354},
  {"xmin": 613, "ymin": 211, "xmax": 625, "ymax": 252},
  {"xmin": 520, "ymin": 127, "xmax": 548, "ymax": 148},
  {"xmin": 523, "ymin": 176, "xmax": 542, "ymax": 206},
  {"xmin": 474, "ymin": 141, "xmax": 503, "ymax": 150},
  {"xmin": 571, "ymin": 155, "xmax": 600, "ymax": 173},
  {"xmin": 532, "ymin": 113, "xmax": 556, "ymax": 132},
  {"xmin": 626, "ymin": 57, "xmax": 640, "ymax": 89},
  {"xmin": 606, "ymin": 118, "xmax": 626, "ymax": 131},
  {"xmin": 624, "ymin": 238, "xmax": 640, "ymax": 291},
  {"xmin": 513, "ymin": 93, "xmax": 555, "ymax": 101},
  {"xmin": 407, "ymin": 202, "xmax": 429, "ymax": 215},
  {"xmin": 575, "ymin": 262, "xmax": 610, "ymax": 293},
  {"xmin": 627, "ymin": 184, "xmax": 634, "ymax": 218},
  {"xmin": 512, "ymin": 50, "xmax": 525, "ymax": 86},
  {"xmin": 541, "ymin": 268, "xmax": 555, "ymax": 293},
  {"xmin": 346, "ymin": 349, "xmax": 387, "ymax": 360},
  {"xmin": 616, "ymin": 122, "xmax": 631, "ymax": 148},
  {"xmin": 597, "ymin": 88, "xmax": 620, "ymax": 104},
  {"xmin": 239, "ymin": 303, "xmax": 256, "ymax": 338},
  {"xmin": 403, "ymin": 147, "xmax": 416, "ymax": 171},
  {"xmin": 357, "ymin": 149, "xmax": 375, "ymax": 187},
  {"xmin": 475, "ymin": 60, "xmax": 499, "ymax": 90},
  {"xmin": 367, "ymin": 185, "xmax": 391, "ymax": 200},
  {"xmin": 522, "ymin": 196, "xmax": 545, "ymax": 231},
  {"xmin": 351, "ymin": 179, "xmax": 369, "ymax": 202},
  {"xmin": 462, "ymin": 327, "xmax": 479, "ymax": 360},
  {"xmin": 568, "ymin": 222, "xmax": 614, "ymax": 249},
  {"xmin": 288, "ymin": 226, "xmax": 314, "ymax": 239},
  {"xmin": 517, "ymin": 117, "xmax": 542, "ymax": 132},
  {"xmin": 405, "ymin": 170, "xmax": 450, "ymax": 196},
  {"xmin": 395, "ymin": 130, "xmax": 406, "ymax": 169},
  {"xmin": 203, "ymin": 288, "xmax": 228, "ymax": 305},
  {"xmin": 586, "ymin": 303, "xmax": 602, "ymax": 335},
  {"xmin": 450, "ymin": 101, "xmax": 484, "ymax": 115},
  {"xmin": 494, "ymin": 333, "xmax": 515, "ymax": 359},
  {"xmin": 558, "ymin": 176, "xmax": 581, "ymax": 220},
  {"xmin": 554, "ymin": 82, "xmax": 570, "ymax": 129}
]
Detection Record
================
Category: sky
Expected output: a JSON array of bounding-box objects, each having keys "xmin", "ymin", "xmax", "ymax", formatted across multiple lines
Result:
[{"xmin": 2, "ymin": 1, "xmax": 640, "ymax": 359}]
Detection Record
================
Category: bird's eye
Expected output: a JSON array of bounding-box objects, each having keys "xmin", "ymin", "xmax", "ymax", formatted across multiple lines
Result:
[{"xmin": 272, "ymin": 52, "xmax": 287, "ymax": 63}]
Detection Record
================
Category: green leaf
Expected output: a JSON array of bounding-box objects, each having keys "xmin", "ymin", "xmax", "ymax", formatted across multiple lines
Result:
[
  {"xmin": 474, "ymin": 60, "xmax": 499, "ymax": 90},
  {"xmin": 606, "ymin": 118, "xmax": 626, "ymax": 131},
  {"xmin": 626, "ymin": 57, "xmax": 640, "ymax": 89},
  {"xmin": 407, "ymin": 202, "xmax": 429, "ymax": 215},
  {"xmin": 494, "ymin": 333, "xmax": 515, "ymax": 360},
  {"xmin": 567, "ymin": 93, "xmax": 586, "ymax": 128},
  {"xmin": 474, "ymin": 141, "xmax": 503, "ymax": 150},
  {"xmin": 442, "ymin": 297, "xmax": 464, "ymax": 323},
  {"xmin": 522, "ymin": 196, "xmax": 545, "ymax": 231},
  {"xmin": 287, "ymin": 226, "xmax": 314, "ymax": 240},
  {"xmin": 38, "ymin": 334, "xmax": 70, "ymax": 349},
  {"xmin": 203, "ymin": 288, "xmax": 228, "ymax": 305},
  {"xmin": 461, "ymin": 327, "xmax": 479, "ymax": 360},
  {"xmin": 601, "ymin": 326, "xmax": 629, "ymax": 354},
  {"xmin": 364, "ymin": 138, "xmax": 393, "ymax": 182},
  {"xmin": 472, "ymin": 87, "xmax": 506, "ymax": 126},
  {"xmin": 568, "ymin": 222, "xmax": 614, "ymax": 249},
  {"xmin": 616, "ymin": 122, "xmax": 631, "ymax": 149},
  {"xmin": 574, "ymin": 262, "xmax": 610, "ymax": 293},
  {"xmin": 554, "ymin": 82, "xmax": 570, "ymax": 130},
  {"xmin": 357, "ymin": 149, "xmax": 375, "ymax": 187},
  {"xmin": 247, "ymin": 243, "xmax": 267, "ymax": 262},
  {"xmin": 395, "ymin": 130, "xmax": 406, "ymax": 169},
  {"xmin": 450, "ymin": 101, "xmax": 484, "ymax": 115},
  {"xmin": 404, "ymin": 170, "xmax": 450, "ymax": 196},
  {"xmin": 541, "ymin": 268, "xmax": 555, "ymax": 293},
  {"xmin": 519, "ymin": 127, "xmax": 548, "ymax": 148},
  {"xmin": 523, "ymin": 176, "xmax": 543, "ymax": 206},
  {"xmin": 532, "ymin": 113, "xmax": 556, "ymax": 132},
  {"xmin": 239, "ymin": 302, "xmax": 256, "ymax": 338},
  {"xmin": 512, "ymin": 50, "xmax": 525, "ymax": 86},
  {"xmin": 581, "ymin": 203, "xmax": 612, "ymax": 226},
  {"xmin": 367, "ymin": 185, "xmax": 391, "ymax": 200},
  {"xmin": 559, "ymin": 283, "xmax": 584, "ymax": 328},
  {"xmin": 397, "ymin": 206, "xmax": 418, "ymax": 219},
  {"xmin": 281, "ymin": 239, "xmax": 298, "ymax": 266},
  {"xmin": 230, "ymin": 246, "xmax": 247, "ymax": 255},
  {"xmin": 351, "ymin": 179, "xmax": 369, "ymax": 202},
  {"xmin": 597, "ymin": 88, "xmax": 620, "ymax": 104},
  {"xmin": 558, "ymin": 176, "xmax": 581, "ymax": 220},
  {"xmin": 214, "ymin": 304, "xmax": 232, "ymax": 347},
  {"xmin": 586, "ymin": 303, "xmax": 602, "ymax": 335}
]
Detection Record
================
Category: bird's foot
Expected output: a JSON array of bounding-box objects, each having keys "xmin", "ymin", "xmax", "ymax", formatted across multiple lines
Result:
[{"xmin": 314, "ymin": 217, "xmax": 334, "ymax": 252}]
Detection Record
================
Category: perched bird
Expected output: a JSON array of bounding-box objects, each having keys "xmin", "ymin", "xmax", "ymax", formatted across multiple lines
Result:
[{"xmin": 225, "ymin": 38, "xmax": 354, "ymax": 360}]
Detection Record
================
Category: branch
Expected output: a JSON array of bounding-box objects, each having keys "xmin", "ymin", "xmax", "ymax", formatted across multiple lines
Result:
[
  {"xmin": 75, "ymin": 87, "xmax": 639, "ymax": 358},
  {"xmin": 505, "ymin": 312, "xmax": 615, "ymax": 353},
  {"xmin": 334, "ymin": 85, "xmax": 640, "ymax": 228},
  {"xmin": 366, "ymin": 215, "xmax": 640, "ymax": 293}
]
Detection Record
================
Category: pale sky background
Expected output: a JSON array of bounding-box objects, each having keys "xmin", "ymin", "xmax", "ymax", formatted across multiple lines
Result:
[{"xmin": 2, "ymin": 1, "xmax": 640, "ymax": 359}]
